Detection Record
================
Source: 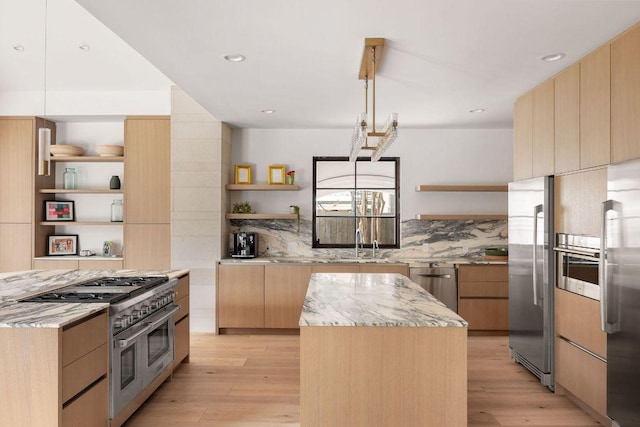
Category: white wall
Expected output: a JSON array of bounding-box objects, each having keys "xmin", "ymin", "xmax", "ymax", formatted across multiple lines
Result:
[{"xmin": 231, "ymin": 128, "xmax": 513, "ymax": 220}]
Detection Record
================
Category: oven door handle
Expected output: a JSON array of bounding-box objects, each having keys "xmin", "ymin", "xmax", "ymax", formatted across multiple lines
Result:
[
  {"xmin": 115, "ymin": 323, "xmax": 151, "ymax": 348},
  {"xmin": 146, "ymin": 305, "xmax": 180, "ymax": 330},
  {"xmin": 552, "ymin": 247, "xmax": 600, "ymax": 258}
]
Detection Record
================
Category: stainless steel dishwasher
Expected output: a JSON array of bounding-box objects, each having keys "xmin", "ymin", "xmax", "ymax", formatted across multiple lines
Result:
[{"xmin": 409, "ymin": 266, "xmax": 458, "ymax": 312}]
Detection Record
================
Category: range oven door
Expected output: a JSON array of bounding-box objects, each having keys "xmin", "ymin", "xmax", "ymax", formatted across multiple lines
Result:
[
  {"xmin": 142, "ymin": 305, "xmax": 180, "ymax": 388},
  {"xmin": 111, "ymin": 321, "xmax": 146, "ymax": 418},
  {"xmin": 555, "ymin": 250, "xmax": 600, "ymax": 300}
]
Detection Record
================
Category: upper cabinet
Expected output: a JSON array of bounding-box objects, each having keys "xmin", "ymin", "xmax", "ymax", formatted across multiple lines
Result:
[
  {"xmin": 580, "ymin": 44, "xmax": 611, "ymax": 169},
  {"xmin": 513, "ymin": 81, "xmax": 554, "ymax": 181},
  {"xmin": 612, "ymin": 23, "xmax": 640, "ymax": 163},
  {"xmin": 554, "ymin": 64, "xmax": 580, "ymax": 174}
]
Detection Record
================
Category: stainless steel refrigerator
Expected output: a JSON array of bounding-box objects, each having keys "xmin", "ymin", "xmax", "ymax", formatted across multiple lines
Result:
[
  {"xmin": 508, "ymin": 176, "xmax": 554, "ymax": 388},
  {"xmin": 602, "ymin": 158, "xmax": 640, "ymax": 426}
]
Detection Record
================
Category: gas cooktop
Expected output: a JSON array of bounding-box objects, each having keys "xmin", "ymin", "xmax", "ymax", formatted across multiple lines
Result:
[{"xmin": 21, "ymin": 276, "xmax": 170, "ymax": 304}]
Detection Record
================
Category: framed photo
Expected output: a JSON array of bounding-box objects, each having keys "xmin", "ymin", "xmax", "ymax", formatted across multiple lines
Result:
[
  {"xmin": 48, "ymin": 235, "xmax": 78, "ymax": 256},
  {"xmin": 268, "ymin": 165, "xmax": 286, "ymax": 184},
  {"xmin": 44, "ymin": 200, "xmax": 75, "ymax": 221},
  {"xmin": 235, "ymin": 164, "xmax": 252, "ymax": 184}
]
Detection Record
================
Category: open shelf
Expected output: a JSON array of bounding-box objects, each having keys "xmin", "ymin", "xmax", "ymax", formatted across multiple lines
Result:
[
  {"xmin": 415, "ymin": 185, "xmax": 508, "ymax": 192},
  {"xmin": 50, "ymin": 156, "xmax": 124, "ymax": 162},
  {"xmin": 225, "ymin": 184, "xmax": 300, "ymax": 191},
  {"xmin": 415, "ymin": 214, "xmax": 508, "ymax": 220},
  {"xmin": 40, "ymin": 189, "xmax": 123, "ymax": 194},
  {"xmin": 226, "ymin": 213, "xmax": 298, "ymax": 220},
  {"xmin": 40, "ymin": 221, "xmax": 124, "ymax": 226}
]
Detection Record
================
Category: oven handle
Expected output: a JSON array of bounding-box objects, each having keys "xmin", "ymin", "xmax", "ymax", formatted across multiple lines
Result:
[
  {"xmin": 147, "ymin": 305, "xmax": 180, "ymax": 330},
  {"xmin": 115, "ymin": 323, "xmax": 151, "ymax": 348},
  {"xmin": 552, "ymin": 247, "xmax": 600, "ymax": 259}
]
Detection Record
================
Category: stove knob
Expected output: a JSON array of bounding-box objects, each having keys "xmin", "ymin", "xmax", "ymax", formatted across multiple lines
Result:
[
  {"xmin": 132, "ymin": 310, "xmax": 143, "ymax": 320},
  {"xmin": 141, "ymin": 305, "xmax": 150, "ymax": 315},
  {"xmin": 150, "ymin": 300, "xmax": 159, "ymax": 309},
  {"xmin": 114, "ymin": 317, "xmax": 125, "ymax": 328}
]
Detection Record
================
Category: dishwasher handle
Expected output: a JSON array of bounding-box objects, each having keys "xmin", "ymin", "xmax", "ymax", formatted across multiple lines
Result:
[{"xmin": 415, "ymin": 273, "xmax": 452, "ymax": 279}]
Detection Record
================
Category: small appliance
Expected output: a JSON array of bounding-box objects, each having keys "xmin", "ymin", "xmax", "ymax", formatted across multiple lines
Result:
[{"xmin": 232, "ymin": 232, "xmax": 258, "ymax": 258}]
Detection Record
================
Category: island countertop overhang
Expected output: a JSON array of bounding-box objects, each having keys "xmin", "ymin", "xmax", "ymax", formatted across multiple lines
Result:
[{"xmin": 299, "ymin": 272, "xmax": 468, "ymax": 328}]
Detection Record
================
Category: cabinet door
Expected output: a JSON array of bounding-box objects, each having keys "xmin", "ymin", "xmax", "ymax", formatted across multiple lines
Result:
[
  {"xmin": 554, "ymin": 64, "xmax": 580, "ymax": 174},
  {"xmin": 359, "ymin": 264, "xmax": 408, "ymax": 276},
  {"xmin": 124, "ymin": 117, "xmax": 170, "ymax": 224},
  {"xmin": 513, "ymin": 92, "xmax": 533, "ymax": 181},
  {"xmin": 124, "ymin": 224, "xmax": 170, "ymax": 269},
  {"xmin": 554, "ymin": 168, "xmax": 607, "ymax": 236},
  {"xmin": 555, "ymin": 288, "xmax": 606, "ymax": 358},
  {"xmin": 311, "ymin": 264, "xmax": 359, "ymax": 273},
  {"xmin": 0, "ymin": 223, "xmax": 32, "ymax": 272},
  {"xmin": 174, "ymin": 317, "xmax": 190, "ymax": 368},
  {"xmin": 0, "ymin": 118, "xmax": 33, "ymax": 223},
  {"xmin": 581, "ymin": 44, "xmax": 611, "ymax": 168},
  {"xmin": 264, "ymin": 265, "xmax": 312, "ymax": 328},
  {"xmin": 612, "ymin": 23, "xmax": 640, "ymax": 163},
  {"xmin": 217, "ymin": 265, "xmax": 264, "ymax": 328},
  {"xmin": 532, "ymin": 80, "xmax": 555, "ymax": 177},
  {"xmin": 458, "ymin": 299, "xmax": 508, "ymax": 331}
]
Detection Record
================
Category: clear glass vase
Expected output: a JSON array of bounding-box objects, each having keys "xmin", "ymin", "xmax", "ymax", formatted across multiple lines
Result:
[
  {"xmin": 63, "ymin": 168, "xmax": 77, "ymax": 189},
  {"xmin": 111, "ymin": 199, "xmax": 123, "ymax": 222}
]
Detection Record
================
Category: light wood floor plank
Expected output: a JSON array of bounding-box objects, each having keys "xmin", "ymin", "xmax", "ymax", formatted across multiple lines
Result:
[{"xmin": 124, "ymin": 335, "xmax": 602, "ymax": 426}]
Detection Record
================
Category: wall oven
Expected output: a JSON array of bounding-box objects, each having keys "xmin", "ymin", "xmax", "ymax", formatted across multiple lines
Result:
[{"xmin": 554, "ymin": 233, "xmax": 600, "ymax": 300}]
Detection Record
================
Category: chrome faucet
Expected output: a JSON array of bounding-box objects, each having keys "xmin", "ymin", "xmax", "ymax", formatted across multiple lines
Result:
[
  {"xmin": 372, "ymin": 240, "xmax": 379, "ymax": 258},
  {"xmin": 355, "ymin": 228, "xmax": 363, "ymax": 257}
]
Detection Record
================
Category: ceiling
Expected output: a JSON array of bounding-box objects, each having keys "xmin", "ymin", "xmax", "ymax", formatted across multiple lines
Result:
[{"xmin": 3, "ymin": 1, "xmax": 640, "ymax": 129}]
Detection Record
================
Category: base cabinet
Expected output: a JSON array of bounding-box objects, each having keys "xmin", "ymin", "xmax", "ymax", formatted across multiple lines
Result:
[
  {"xmin": 217, "ymin": 264, "xmax": 265, "ymax": 329},
  {"xmin": 265, "ymin": 265, "xmax": 313, "ymax": 328},
  {"xmin": 173, "ymin": 273, "xmax": 190, "ymax": 369},
  {"xmin": 457, "ymin": 265, "xmax": 509, "ymax": 333}
]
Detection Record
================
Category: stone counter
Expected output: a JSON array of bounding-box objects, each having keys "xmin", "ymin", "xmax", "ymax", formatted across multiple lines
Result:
[
  {"xmin": 219, "ymin": 256, "xmax": 507, "ymax": 267},
  {"xmin": 299, "ymin": 272, "xmax": 467, "ymax": 327}
]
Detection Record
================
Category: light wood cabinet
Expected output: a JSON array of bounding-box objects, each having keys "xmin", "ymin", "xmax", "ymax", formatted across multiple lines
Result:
[
  {"xmin": 555, "ymin": 288, "xmax": 606, "ymax": 358},
  {"xmin": 457, "ymin": 264, "xmax": 508, "ymax": 333},
  {"xmin": 359, "ymin": 263, "xmax": 409, "ymax": 276},
  {"xmin": 612, "ymin": 23, "xmax": 640, "ymax": 163},
  {"xmin": 513, "ymin": 92, "xmax": 534, "ymax": 181},
  {"xmin": 554, "ymin": 167, "xmax": 607, "ymax": 237},
  {"xmin": 554, "ymin": 64, "xmax": 580, "ymax": 174},
  {"xmin": 0, "ymin": 117, "xmax": 34, "ymax": 223},
  {"xmin": 0, "ymin": 310, "xmax": 108, "ymax": 427},
  {"xmin": 124, "ymin": 224, "xmax": 171, "ymax": 269},
  {"xmin": 532, "ymin": 80, "xmax": 555, "ymax": 177},
  {"xmin": 0, "ymin": 223, "xmax": 32, "ymax": 272},
  {"xmin": 581, "ymin": 44, "xmax": 611, "ymax": 168},
  {"xmin": 174, "ymin": 273, "xmax": 190, "ymax": 369},
  {"xmin": 217, "ymin": 264, "xmax": 265, "ymax": 328},
  {"xmin": 265, "ymin": 265, "xmax": 313, "ymax": 328}
]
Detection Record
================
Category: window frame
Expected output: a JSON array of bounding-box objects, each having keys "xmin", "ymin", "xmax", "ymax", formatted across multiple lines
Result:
[{"xmin": 312, "ymin": 156, "xmax": 400, "ymax": 249}]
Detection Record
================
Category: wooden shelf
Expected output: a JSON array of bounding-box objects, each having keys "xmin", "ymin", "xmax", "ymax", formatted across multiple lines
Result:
[
  {"xmin": 225, "ymin": 184, "xmax": 300, "ymax": 191},
  {"xmin": 40, "ymin": 221, "xmax": 124, "ymax": 226},
  {"xmin": 40, "ymin": 189, "xmax": 123, "ymax": 194},
  {"xmin": 226, "ymin": 213, "xmax": 298, "ymax": 220},
  {"xmin": 50, "ymin": 156, "xmax": 124, "ymax": 162},
  {"xmin": 415, "ymin": 214, "xmax": 508, "ymax": 220},
  {"xmin": 415, "ymin": 185, "xmax": 508, "ymax": 192}
]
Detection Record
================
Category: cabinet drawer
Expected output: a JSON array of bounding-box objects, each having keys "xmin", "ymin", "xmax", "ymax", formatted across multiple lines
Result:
[
  {"xmin": 555, "ymin": 288, "xmax": 606, "ymax": 359},
  {"xmin": 459, "ymin": 281, "xmax": 508, "ymax": 297},
  {"xmin": 62, "ymin": 311, "xmax": 108, "ymax": 367},
  {"xmin": 458, "ymin": 299, "xmax": 508, "ymax": 330},
  {"xmin": 62, "ymin": 376, "xmax": 108, "ymax": 427},
  {"xmin": 175, "ymin": 274, "xmax": 190, "ymax": 300},
  {"xmin": 78, "ymin": 259, "xmax": 123, "ymax": 270},
  {"xmin": 62, "ymin": 343, "xmax": 108, "ymax": 403},
  {"xmin": 458, "ymin": 265, "xmax": 508, "ymax": 282},
  {"xmin": 311, "ymin": 264, "xmax": 359, "ymax": 273},
  {"xmin": 359, "ymin": 264, "xmax": 409, "ymax": 275},
  {"xmin": 175, "ymin": 294, "xmax": 190, "ymax": 323},
  {"xmin": 174, "ymin": 316, "xmax": 190, "ymax": 368},
  {"xmin": 555, "ymin": 337, "xmax": 607, "ymax": 417},
  {"xmin": 33, "ymin": 259, "xmax": 79, "ymax": 270}
]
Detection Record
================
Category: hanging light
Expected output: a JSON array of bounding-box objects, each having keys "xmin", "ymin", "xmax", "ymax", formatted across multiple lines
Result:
[
  {"xmin": 349, "ymin": 38, "xmax": 398, "ymax": 162},
  {"xmin": 38, "ymin": 0, "xmax": 51, "ymax": 176}
]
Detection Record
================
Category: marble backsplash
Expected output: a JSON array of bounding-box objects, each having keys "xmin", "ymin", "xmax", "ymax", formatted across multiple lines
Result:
[{"xmin": 229, "ymin": 218, "xmax": 507, "ymax": 259}]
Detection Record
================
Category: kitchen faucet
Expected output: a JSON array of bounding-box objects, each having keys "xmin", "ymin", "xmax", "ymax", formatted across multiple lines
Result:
[
  {"xmin": 355, "ymin": 228, "xmax": 363, "ymax": 257},
  {"xmin": 372, "ymin": 240, "xmax": 379, "ymax": 258}
]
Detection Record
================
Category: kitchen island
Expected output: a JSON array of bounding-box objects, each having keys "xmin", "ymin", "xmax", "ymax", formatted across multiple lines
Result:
[{"xmin": 299, "ymin": 272, "xmax": 468, "ymax": 427}]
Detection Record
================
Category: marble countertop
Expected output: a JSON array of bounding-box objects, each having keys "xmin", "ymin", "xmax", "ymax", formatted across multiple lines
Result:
[
  {"xmin": 299, "ymin": 272, "xmax": 468, "ymax": 328},
  {"xmin": 219, "ymin": 256, "xmax": 507, "ymax": 266},
  {"xmin": 0, "ymin": 269, "xmax": 189, "ymax": 328}
]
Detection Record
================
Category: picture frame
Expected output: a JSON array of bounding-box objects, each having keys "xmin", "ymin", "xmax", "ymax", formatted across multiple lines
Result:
[
  {"xmin": 235, "ymin": 164, "xmax": 252, "ymax": 184},
  {"xmin": 268, "ymin": 165, "xmax": 286, "ymax": 184},
  {"xmin": 44, "ymin": 200, "xmax": 75, "ymax": 222},
  {"xmin": 48, "ymin": 235, "xmax": 78, "ymax": 256}
]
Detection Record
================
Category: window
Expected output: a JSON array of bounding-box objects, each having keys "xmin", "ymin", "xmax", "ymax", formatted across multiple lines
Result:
[{"xmin": 313, "ymin": 156, "xmax": 399, "ymax": 248}]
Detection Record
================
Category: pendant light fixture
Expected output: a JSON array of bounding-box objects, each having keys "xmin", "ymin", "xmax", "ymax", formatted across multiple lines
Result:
[
  {"xmin": 38, "ymin": 0, "xmax": 51, "ymax": 176},
  {"xmin": 349, "ymin": 38, "xmax": 398, "ymax": 162}
]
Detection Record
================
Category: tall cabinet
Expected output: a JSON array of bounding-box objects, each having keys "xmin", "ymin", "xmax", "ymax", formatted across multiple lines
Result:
[{"xmin": 124, "ymin": 116, "xmax": 171, "ymax": 269}]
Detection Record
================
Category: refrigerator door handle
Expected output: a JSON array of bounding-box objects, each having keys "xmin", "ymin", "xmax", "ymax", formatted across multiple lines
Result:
[
  {"xmin": 532, "ymin": 204, "xmax": 543, "ymax": 307},
  {"xmin": 600, "ymin": 199, "xmax": 617, "ymax": 334}
]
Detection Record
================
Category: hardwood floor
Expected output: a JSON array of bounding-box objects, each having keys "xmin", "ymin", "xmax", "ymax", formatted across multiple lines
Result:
[{"xmin": 124, "ymin": 334, "xmax": 602, "ymax": 426}]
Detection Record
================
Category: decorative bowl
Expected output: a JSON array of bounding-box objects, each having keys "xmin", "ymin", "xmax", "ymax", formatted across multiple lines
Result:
[
  {"xmin": 96, "ymin": 144, "xmax": 124, "ymax": 157},
  {"xmin": 49, "ymin": 144, "xmax": 84, "ymax": 157},
  {"xmin": 484, "ymin": 246, "xmax": 508, "ymax": 256}
]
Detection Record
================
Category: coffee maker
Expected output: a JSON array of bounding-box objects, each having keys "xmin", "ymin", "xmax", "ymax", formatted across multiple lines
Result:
[{"xmin": 232, "ymin": 232, "xmax": 258, "ymax": 258}]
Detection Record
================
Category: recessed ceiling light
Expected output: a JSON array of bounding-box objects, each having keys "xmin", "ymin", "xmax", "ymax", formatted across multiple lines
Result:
[
  {"xmin": 540, "ymin": 53, "xmax": 565, "ymax": 62},
  {"xmin": 223, "ymin": 54, "xmax": 246, "ymax": 62},
  {"xmin": 78, "ymin": 42, "xmax": 90, "ymax": 51},
  {"xmin": 261, "ymin": 109, "xmax": 276, "ymax": 114},
  {"xmin": 469, "ymin": 108, "xmax": 485, "ymax": 113},
  {"xmin": 13, "ymin": 44, "xmax": 24, "ymax": 52}
]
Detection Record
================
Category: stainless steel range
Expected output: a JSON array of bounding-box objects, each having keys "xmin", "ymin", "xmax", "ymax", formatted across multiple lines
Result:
[{"xmin": 22, "ymin": 275, "xmax": 180, "ymax": 420}]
